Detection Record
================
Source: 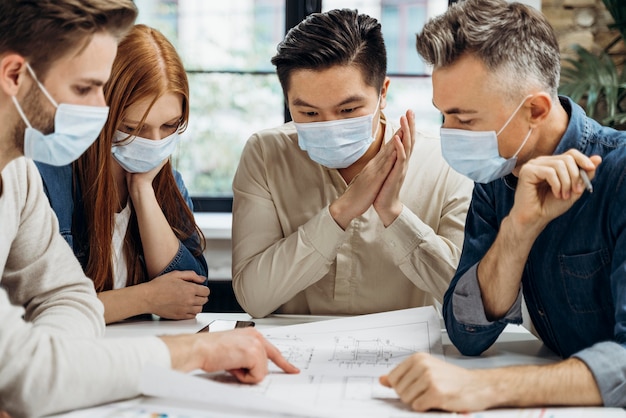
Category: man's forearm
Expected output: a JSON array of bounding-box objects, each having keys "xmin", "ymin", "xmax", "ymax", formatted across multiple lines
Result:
[
  {"xmin": 477, "ymin": 215, "xmax": 539, "ymax": 320},
  {"xmin": 486, "ymin": 358, "xmax": 602, "ymax": 407}
]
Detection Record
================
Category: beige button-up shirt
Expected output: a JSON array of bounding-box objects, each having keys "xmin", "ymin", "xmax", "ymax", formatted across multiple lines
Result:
[{"xmin": 232, "ymin": 116, "xmax": 474, "ymax": 317}]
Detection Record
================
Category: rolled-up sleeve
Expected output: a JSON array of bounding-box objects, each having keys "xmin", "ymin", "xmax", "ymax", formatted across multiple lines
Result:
[
  {"xmin": 573, "ymin": 341, "xmax": 626, "ymax": 407},
  {"xmin": 443, "ymin": 183, "xmax": 519, "ymax": 356}
]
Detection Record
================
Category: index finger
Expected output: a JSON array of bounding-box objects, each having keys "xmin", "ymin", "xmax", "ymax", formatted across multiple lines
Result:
[
  {"xmin": 384, "ymin": 355, "xmax": 414, "ymax": 388},
  {"xmin": 263, "ymin": 339, "xmax": 300, "ymax": 374},
  {"xmin": 564, "ymin": 149, "xmax": 600, "ymax": 172}
]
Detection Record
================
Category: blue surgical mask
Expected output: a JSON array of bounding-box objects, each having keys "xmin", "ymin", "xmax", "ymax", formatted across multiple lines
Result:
[
  {"xmin": 294, "ymin": 98, "xmax": 381, "ymax": 169},
  {"xmin": 12, "ymin": 63, "xmax": 109, "ymax": 166},
  {"xmin": 111, "ymin": 130, "xmax": 179, "ymax": 173},
  {"xmin": 440, "ymin": 96, "xmax": 532, "ymax": 183}
]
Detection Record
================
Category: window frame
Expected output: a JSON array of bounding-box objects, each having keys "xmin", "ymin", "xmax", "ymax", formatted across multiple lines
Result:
[
  {"xmin": 192, "ymin": 0, "xmax": 320, "ymax": 212},
  {"xmin": 192, "ymin": 0, "xmax": 449, "ymax": 212}
]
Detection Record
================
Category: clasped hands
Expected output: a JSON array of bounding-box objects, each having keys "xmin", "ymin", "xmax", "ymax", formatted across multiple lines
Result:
[{"xmin": 330, "ymin": 109, "xmax": 416, "ymax": 229}]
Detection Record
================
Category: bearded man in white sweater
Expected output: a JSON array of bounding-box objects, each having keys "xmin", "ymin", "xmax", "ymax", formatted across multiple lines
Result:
[{"xmin": 0, "ymin": 1, "xmax": 297, "ymax": 417}]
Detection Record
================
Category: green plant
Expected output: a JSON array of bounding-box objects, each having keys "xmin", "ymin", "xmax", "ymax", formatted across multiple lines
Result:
[
  {"xmin": 560, "ymin": 45, "xmax": 626, "ymax": 127},
  {"xmin": 559, "ymin": 0, "xmax": 626, "ymax": 129}
]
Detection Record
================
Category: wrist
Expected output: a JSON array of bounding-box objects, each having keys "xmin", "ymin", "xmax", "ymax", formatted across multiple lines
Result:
[
  {"xmin": 501, "ymin": 213, "xmax": 543, "ymax": 248},
  {"xmin": 137, "ymin": 281, "xmax": 155, "ymax": 315},
  {"xmin": 480, "ymin": 369, "xmax": 513, "ymax": 408},
  {"xmin": 375, "ymin": 202, "xmax": 403, "ymax": 227},
  {"xmin": 329, "ymin": 198, "xmax": 353, "ymax": 230},
  {"xmin": 128, "ymin": 180, "xmax": 155, "ymax": 201},
  {"xmin": 507, "ymin": 205, "xmax": 549, "ymax": 238},
  {"xmin": 160, "ymin": 334, "xmax": 202, "ymax": 372}
]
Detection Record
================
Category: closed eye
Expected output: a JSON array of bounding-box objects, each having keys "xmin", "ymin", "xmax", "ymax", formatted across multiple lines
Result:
[
  {"xmin": 74, "ymin": 86, "xmax": 92, "ymax": 96},
  {"xmin": 121, "ymin": 125, "xmax": 138, "ymax": 134}
]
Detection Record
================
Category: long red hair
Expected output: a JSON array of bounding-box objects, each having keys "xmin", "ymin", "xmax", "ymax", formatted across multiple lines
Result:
[{"xmin": 75, "ymin": 24, "xmax": 204, "ymax": 292}]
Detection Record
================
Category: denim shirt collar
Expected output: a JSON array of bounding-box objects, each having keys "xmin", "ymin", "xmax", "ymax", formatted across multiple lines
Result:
[{"xmin": 553, "ymin": 96, "xmax": 590, "ymax": 155}]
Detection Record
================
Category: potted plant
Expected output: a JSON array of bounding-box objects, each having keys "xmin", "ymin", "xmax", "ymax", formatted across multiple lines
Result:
[{"xmin": 559, "ymin": 0, "xmax": 626, "ymax": 129}]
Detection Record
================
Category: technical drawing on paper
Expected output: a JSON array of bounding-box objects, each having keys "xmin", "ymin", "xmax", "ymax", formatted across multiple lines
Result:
[
  {"xmin": 270, "ymin": 335, "xmax": 315, "ymax": 371},
  {"xmin": 329, "ymin": 336, "xmax": 417, "ymax": 369},
  {"xmin": 264, "ymin": 318, "xmax": 440, "ymax": 379},
  {"xmin": 195, "ymin": 308, "xmax": 445, "ymax": 416}
]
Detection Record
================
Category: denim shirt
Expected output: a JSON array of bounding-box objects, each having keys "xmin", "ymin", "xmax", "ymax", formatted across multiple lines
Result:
[
  {"xmin": 35, "ymin": 162, "xmax": 208, "ymax": 281},
  {"xmin": 443, "ymin": 97, "xmax": 626, "ymax": 407}
]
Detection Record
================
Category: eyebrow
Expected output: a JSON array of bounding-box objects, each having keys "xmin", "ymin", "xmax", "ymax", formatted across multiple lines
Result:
[
  {"xmin": 123, "ymin": 115, "xmax": 182, "ymax": 125},
  {"xmin": 77, "ymin": 78, "xmax": 105, "ymax": 87},
  {"xmin": 292, "ymin": 94, "xmax": 368, "ymax": 108},
  {"xmin": 432, "ymin": 99, "xmax": 478, "ymax": 115}
]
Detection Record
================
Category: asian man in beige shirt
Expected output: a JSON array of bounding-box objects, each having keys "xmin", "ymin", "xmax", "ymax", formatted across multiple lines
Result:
[{"xmin": 232, "ymin": 9, "xmax": 474, "ymax": 318}]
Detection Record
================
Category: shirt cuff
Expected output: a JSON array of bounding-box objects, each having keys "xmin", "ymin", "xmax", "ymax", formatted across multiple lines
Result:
[
  {"xmin": 381, "ymin": 205, "xmax": 430, "ymax": 263},
  {"xmin": 573, "ymin": 341, "xmax": 626, "ymax": 407},
  {"xmin": 301, "ymin": 205, "xmax": 349, "ymax": 261},
  {"xmin": 452, "ymin": 263, "xmax": 523, "ymax": 326}
]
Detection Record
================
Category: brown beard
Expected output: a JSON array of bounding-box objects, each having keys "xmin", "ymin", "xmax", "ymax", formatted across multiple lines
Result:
[{"xmin": 11, "ymin": 82, "xmax": 56, "ymax": 153}]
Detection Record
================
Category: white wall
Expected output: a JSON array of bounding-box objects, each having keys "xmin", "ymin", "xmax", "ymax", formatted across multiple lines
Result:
[{"xmin": 196, "ymin": 213, "xmax": 233, "ymax": 281}]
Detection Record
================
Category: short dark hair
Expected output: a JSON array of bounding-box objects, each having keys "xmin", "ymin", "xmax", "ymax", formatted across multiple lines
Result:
[
  {"xmin": 0, "ymin": 0, "xmax": 137, "ymax": 79},
  {"xmin": 271, "ymin": 8, "xmax": 387, "ymax": 97},
  {"xmin": 416, "ymin": 0, "xmax": 560, "ymax": 100}
]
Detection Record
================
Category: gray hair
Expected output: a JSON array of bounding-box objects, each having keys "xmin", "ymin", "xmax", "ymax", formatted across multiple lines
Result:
[{"xmin": 416, "ymin": 0, "xmax": 560, "ymax": 101}]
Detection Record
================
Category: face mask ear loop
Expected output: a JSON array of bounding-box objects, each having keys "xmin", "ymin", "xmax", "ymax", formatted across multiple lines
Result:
[
  {"xmin": 512, "ymin": 127, "xmax": 533, "ymax": 159},
  {"xmin": 25, "ymin": 63, "xmax": 59, "ymax": 108},
  {"xmin": 372, "ymin": 94, "xmax": 383, "ymax": 140},
  {"xmin": 11, "ymin": 95, "xmax": 33, "ymax": 129},
  {"xmin": 496, "ymin": 94, "xmax": 533, "ymax": 136}
]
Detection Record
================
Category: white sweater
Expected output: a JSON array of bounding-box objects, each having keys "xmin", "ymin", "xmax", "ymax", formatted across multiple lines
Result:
[{"xmin": 0, "ymin": 158, "xmax": 170, "ymax": 417}]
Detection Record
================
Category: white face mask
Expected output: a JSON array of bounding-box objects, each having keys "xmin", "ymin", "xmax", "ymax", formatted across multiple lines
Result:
[
  {"xmin": 440, "ymin": 96, "xmax": 532, "ymax": 183},
  {"xmin": 111, "ymin": 130, "xmax": 179, "ymax": 173},
  {"xmin": 294, "ymin": 97, "xmax": 381, "ymax": 169},
  {"xmin": 12, "ymin": 63, "xmax": 109, "ymax": 166}
]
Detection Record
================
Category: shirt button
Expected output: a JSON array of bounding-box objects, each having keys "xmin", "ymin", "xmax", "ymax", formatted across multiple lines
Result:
[
  {"xmin": 389, "ymin": 241, "xmax": 396, "ymax": 248},
  {"xmin": 537, "ymin": 308, "xmax": 545, "ymax": 316}
]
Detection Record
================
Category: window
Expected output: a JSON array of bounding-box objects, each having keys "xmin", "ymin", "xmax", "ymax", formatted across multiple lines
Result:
[
  {"xmin": 134, "ymin": 0, "xmax": 446, "ymax": 208},
  {"xmin": 322, "ymin": 0, "xmax": 446, "ymax": 133}
]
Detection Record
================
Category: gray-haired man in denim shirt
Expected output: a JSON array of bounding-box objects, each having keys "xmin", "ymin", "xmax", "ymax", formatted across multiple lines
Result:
[{"xmin": 379, "ymin": 0, "xmax": 626, "ymax": 412}]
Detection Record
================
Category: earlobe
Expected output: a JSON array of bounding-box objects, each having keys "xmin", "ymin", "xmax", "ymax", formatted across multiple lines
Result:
[{"xmin": 0, "ymin": 54, "xmax": 27, "ymax": 97}]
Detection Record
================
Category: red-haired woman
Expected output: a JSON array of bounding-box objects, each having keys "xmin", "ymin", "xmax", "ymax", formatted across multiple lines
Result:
[{"xmin": 36, "ymin": 24, "xmax": 209, "ymax": 324}]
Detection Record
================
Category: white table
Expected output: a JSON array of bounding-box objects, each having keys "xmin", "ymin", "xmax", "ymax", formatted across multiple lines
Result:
[
  {"xmin": 106, "ymin": 312, "xmax": 560, "ymax": 370},
  {"xmin": 54, "ymin": 313, "xmax": 621, "ymax": 418}
]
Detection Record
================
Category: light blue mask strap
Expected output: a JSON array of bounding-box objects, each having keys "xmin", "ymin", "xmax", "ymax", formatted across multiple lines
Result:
[
  {"xmin": 11, "ymin": 95, "xmax": 32, "ymax": 129},
  {"xmin": 26, "ymin": 63, "xmax": 59, "ymax": 108},
  {"xmin": 512, "ymin": 127, "xmax": 533, "ymax": 159},
  {"xmin": 496, "ymin": 94, "xmax": 533, "ymax": 136}
]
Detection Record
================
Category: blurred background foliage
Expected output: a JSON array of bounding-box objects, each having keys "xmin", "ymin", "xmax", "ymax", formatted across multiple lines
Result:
[{"xmin": 560, "ymin": 0, "xmax": 626, "ymax": 129}]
